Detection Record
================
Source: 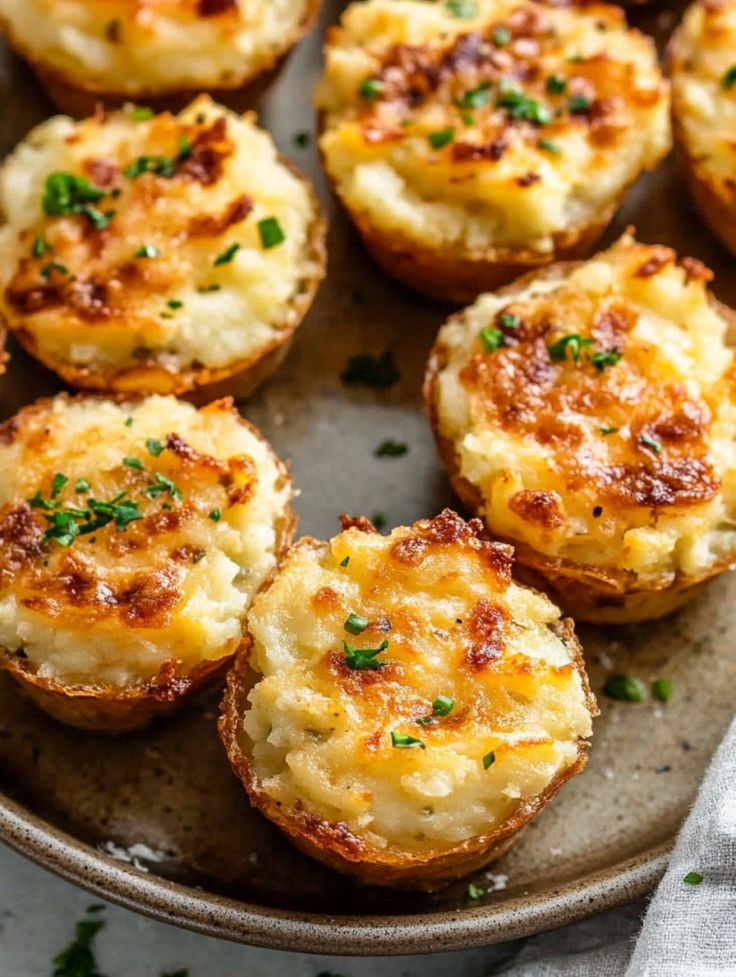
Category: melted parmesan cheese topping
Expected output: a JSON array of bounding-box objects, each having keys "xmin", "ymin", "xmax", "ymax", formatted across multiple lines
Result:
[
  {"xmin": 0, "ymin": 0, "xmax": 314, "ymax": 95},
  {"xmin": 671, "ymin": 0, "xmax": 736, "ymax": 185},
  {"xmin": 0, "ymin": 395, "xmax": 291, "ymax": 688},
  {"xmin": 244, "ymin": 511, "xmax": 592, "ymax": 854},
  {"xmin": 0, "ymin": 98, "xmax": 322, "ymax": 380},
  {"xmin": 316, "ymin": 0, "xmax": 670, "ymax": 254},
  {"xmin": 432, "ymin": 235, "xmax": 736, "ymax": 584}
]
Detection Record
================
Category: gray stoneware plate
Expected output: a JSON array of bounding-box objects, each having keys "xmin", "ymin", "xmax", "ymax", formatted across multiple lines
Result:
[{"xmin": 0, "ymin": 0, "xmax": 735, "ymax": 957}]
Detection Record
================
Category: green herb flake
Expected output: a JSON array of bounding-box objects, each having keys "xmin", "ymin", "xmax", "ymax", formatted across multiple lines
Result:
[
  {"xmin": 549, "ymin": 333, "xmax": 592, "ymax": 364},
  {"xmin": 42, "ymin": 172, "xmax": 108, "ymax": 231},
  {"xmin": 125, "ymin": 416, "xmax": 134, "ymax": 427},
  {"xmin": 52, "ymin": 913, "xmax": 106, "ymax": 977},
  {"xmin": 683, "ymin": 871, "xmax": 704, "ymax": 885},
  {"xmin": 359, "ymin": 77, "xmax": 384, "ymax": 100},
  {"xmin": 375, "ymin": 439, "xmax": 408, "ymax": 458},
  {"xmin": 590, "ymin": 347, "xmax": 622, "ymax": 372},
  {"xmin": 600, "ymin": 425, "xmax": 618, "ymax": 435},
  {"xmin": 345, "ymin": 612, "xmax": 370, "ymax": 635},
  {"xmin": 468, "ymin": 883, "xmax": 485, "ymax": 899},
  {"xmin": 639, "ymin": 433, "xmax": 662, "ymax": 454},
  {"xmin": 568, "ymin": 94, "xmax": 592, "ymax": 114},
  {"xmin": 546, "ymin": 74, "xmax": 567, "ymax": 94},
  {"xmin": 491, "ymin": 25, "xmax": 511, "ymax": 46},
  {"xmin": 51, "ymin": 473, "xmax": 69, "ymax": 497},
  {"xmin": 144, "ymin": 471, "xmax": 182, "ymax": 501},
  {"xmin": 538, "ymin": 137, "xmax": 562, "ymax": 155},
  {"xmin": 457, "ymin": 80, "xmax": 492, "ymax": 109},
  {"xmin": 499, "ymin": 312, "xmax": 520, "ymax": 330},
  {"xmin": 428, "ymin": 128, "xmax": 455, "ymax": 150},
  {"xmin": 446, "ymin": 0, "xmax": 479, "ymax": 17},
  {"xmin": 723, "ymin": 66, "xmax": 736, "ymax": 89},
  {"xmin": 483, "ymin": 750, "xmax": 496, "ymax": 769},
  {"xmin": 197, "ymin": 283, "xmax": 221, "ymax": 293},
  {"xmin": 208, "ymin": 509, "xmax": 222, "ymax": 523},
  {"xmin": 602, "ymin": 674, "xmax": 647, "ymax": 702},
  {"xmin": 32, "ymin": 235, "xmax": 52, "ymax": 259},
  {"xmin": 146, "ymin": 438, "xmax": 165, "ymax": 457},
  {"xmin": 167, "ymin": 299, "xmax": 184, "ymax": 309},
  {"xmin": 213, "ymin": 242, "xmax": 241, "ymax": 265},
  {"xmin": 123, "ymin": 456, "xmax": 144, "ymax": 470},
  {"xmin": 342, "ymin": 349, "xmax": 399, "ymax": 389},
  {"xmin": 496, "ymin": 85, "xmax": 551, "ymax": 124},
  {"xmin": 652, "ymin": 678, "xmax": 673, "ymax": 703},
  {"xmin": 391, "ymin": 731, "xmax": 426, "ymax": 749},
  {"xmin": 40, "ymin": 261, "xmax": 68, "ymax": 281},
  {"xmin": 75, "ymin": 479, "xmax": 91, "ymax": 494},
  {"xmin": 258, "ymin": 217, "xmax": 285, "ymax": 250},
  {"xmin": 131, "ymin": 105, "xmax": 154, "ymax": 121},
  {"xmin": 432, "ymin": 695, "xmax": 455, "ymax": 717},
  {"xmin": 340, "ymin": 555, "xmax": 350, "ymax": 567},
  {"xmin": 343, "ymin": 638, "xmax": 389, "ymax": 671},
  {"xmin": 480, "ymin": 326, "xmax": 506, "ymax": 353},
  {"xmin": 134, "ymin": 244, "xmax": 159, "ymax": 259}
]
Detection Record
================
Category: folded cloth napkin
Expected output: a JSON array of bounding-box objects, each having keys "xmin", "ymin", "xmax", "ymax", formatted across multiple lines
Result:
[{"xmin": 493, "ymin": 717, "xmax": 736, "ymax": 977}]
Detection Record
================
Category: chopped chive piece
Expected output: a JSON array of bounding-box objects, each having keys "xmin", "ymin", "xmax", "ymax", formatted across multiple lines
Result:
[
  {"xmin": 391, "ymin": 732, "xmax": 426, "ymax": 749},
  {"xmin": 446, "ymin": 0, "xmax": 479, "ymax": 17},
  {"xmin": 144, "ymin": 471, "xmax": 182, "ymax": 501},
  {"xmin": 568, "ymin": 94, "xmax": 592, "ymax": 114},
  {"xmin": 652, "ymin": 678, "xmax": 673, "ymax": 702},
  {"xmin": 341, "ymin": 349, "xmax": 399, "ymax": 388},
  {"xmin": 428, "ymin": 128, "xmax": 455, "ymax": 150},
  {"xmin": 496, "ymin": 86, "xmax": 551, "ymax": 124},
  {"xmin": 499, "ymin": 313, "xmax": 520, "ymax": 330},
  {"xmin": 462, "ymin": 112, "xmax": 475, "ymax": 126},
  {"xmin": 32, "ymin": 235, "xmax": 52, "ymax": 258},
  {"xmin": 40, "ymin": 261, "xmax": 68, "ymax": 280},
  {"xmin": 125, "ymin": 416, "xmax": 134, "ymax": 427},
  {"xmin": 74, "ymin": 479, "xmax": 91, "ymax": 493},
  {"xmin": 590, "ymin": 348, "xmax": 622, "ymax": 372},
  {"xmin": 343, "ymin": 638, "xmax": 389, "ymax": 670},
  {"xmin": 375, "ymin": 439, "xmax": 408, "ymax": 458},
  {"xmin": 208, "ymin": 509, "xmax": 222, "ymax": 523},
  {"xmin": 213, "ymin": 242, "xmax": 240, "ymax": 265},
  {"xmin": 146, "ymin": 438, "xmax": 165, "ymax": 457},
  {"xmin": 549, "ymin": 333, "xmax": 591, "ymax": 363},
  {"xmin": 167, "ymin": 299, "xmax": 183, "ymax": 309},
  {"xmin": 28, "ymin": 490, "xmax": 55, "ymax": 510},
  {"xmin": 372, "ymin": 512, "xmax": 387, "ymax": 531},
  {"xmin": 491, "ymin": 25, "xmax": 510, "ymax": 46},
  {"xmin": 683, "ymin": 871, "xmax": 704, "ymax": 885},
  {"xmin": 51, "ymin": 473, "xmax": 68, "ymax": 497},
  {"xmin": 134, "ymin": 244, "xmax": 159, "ymax": 258},
  {"xmin": 546, "ymin": 75, "xmax": 567, "ymax": 94},
  {"xmin": 600, "ymin": 425, "xmax": 618, "ymax": 435},
  {"xmin": 42, "ymin": 173, "xmax": 106, "ymax": 228},
  {"xmin": 131, "ymin": 106, "xmax": 154, "ymax": 120},
  {"xmin": 468, "ymin": 883, "xmax": 485, "ymax": 899},
  {"xmin": 538, "ymin": 137, "xmax": 562, "ymax": 155},
  {"xmin": 483, "ymin": 750, "xmax": 496, "ymax": 769},
  {"xmin": 723, "ymin": 66, "xmax": 736, "ymax": 89},
  {"xmin": 639, "ymin": 433, "xmax": 662, "ymax": 454},
  {"xmin": 258, "ymin": 217, "xmax": 285, "ymax": 250},
  {"xmin": 456, "ymin": 80, "xmax": 492, "ymax": 109},
  {"xmin": 340, "ymin": 556, "xmax": 350, "ymax": 567},
  {"xmin": 345, "ymin": 612, "xmax": 369, "ymax": 635},
  {"xmin": 432, "ymin": 695, "xmax": 455, "ymax": 717},
  {"xmin": 480, "ymin": 326, "xmax": 505, "ymax": 353},
  {"xmin": 602, "ymin": 674, "xmax": 646, "ymax": 702},
  {"xmin": 359, "ymin": 78, "xmax": 383, "ymax": 100},
  {"xmin": 197, "ymin": 283, "xmax": 221, "ymax": 293},
  {"xmin": 123, "ymin": 457, "xmax": 143, "ymax": 470}
]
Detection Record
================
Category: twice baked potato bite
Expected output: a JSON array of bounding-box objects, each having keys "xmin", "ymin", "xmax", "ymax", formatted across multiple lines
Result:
[
  {"xmin": 0, "ymin": 0, "xmax": 321, "ymax": 115},
  {"xmin": 426, "ymin": 234, "xmax": 736, "ymax": 623},
  {"xmin": 221, "ymin": 510, "xmax": 595, "ymax": 889},
  {"xmin": 0, "ymin": 394, "xmax": 294, "ymax": 732},
  {"xmin": 315, "ymin": 0, "xmax": 670, "ymax": 303},
  {"xmin": 0, "ymin": 97, "xmax": 326, "ymax": 399},
  {"xmin": 670, "ymin": 0, "xmax": 736, "ymax": 256}
]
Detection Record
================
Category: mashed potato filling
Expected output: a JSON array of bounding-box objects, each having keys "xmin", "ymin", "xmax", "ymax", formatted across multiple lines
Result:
[
  {"xmin": 671, "ymin": 0, "xmax": 736, "ymax": 185},
  {"xmin": 0, "ymin": 395, "xmax": 291, "ymax": 687},
  {"xmin": 0, "ymin": 0, "xmax": 314, "ymax": 95},
  {"xmin": 317, "ymin": 0, "xmax": 670, "ymax": 253},
  {"xmin": 0, "ymin": 97, "xmax": 321, "ymax": 376},
  {"xmin": 244, "ymin": 512, "xmax": 592, "ymax": 854},
  {"xmin": 433, "ymin": 235, "xmax": 736, "ymax": 584}
]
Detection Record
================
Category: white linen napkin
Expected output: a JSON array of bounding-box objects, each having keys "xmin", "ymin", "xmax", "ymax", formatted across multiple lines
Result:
[{"xmin": 492, "ymin": 718, "xmax": 736, "ymax": 977}]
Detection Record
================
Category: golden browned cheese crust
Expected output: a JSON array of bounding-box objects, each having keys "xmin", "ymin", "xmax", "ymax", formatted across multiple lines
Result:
[
  {"xmin": 220, "ymin": 510, "xmax": 595, "ymax": 888},
  {"xmin": 426, "ymin": 235, "xmax": 736, "ymax": 622},
  {"xmin": 0, "ymin": 394, "xmax": 294, "ymax": 731}
]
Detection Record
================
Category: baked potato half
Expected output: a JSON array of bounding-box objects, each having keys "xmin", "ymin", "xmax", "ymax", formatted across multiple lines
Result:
[
  {"xmin": 0, "ymin": 0, "xmax": 321, "ymax": 117},
  {"xmin": 0, "ymin": 96, "xmax": 326, "ymax": 401},
  {"xmin": 315, "ymin": 0, "xmax": 671, "ymax": 304},
  {"xmin": 670, "ymin": 0, "xmax": 736, "ymax": 257},
  {"xmin": 0, "ymin": 393, "xmax": 294, "ymax": 732},
  {"xmin": 220, "ymin": 509, "xmax": 596, "ymax": 890},
  {"xmin": 425, "ymin": 234, "xmax": 736, "ymax": 624}
]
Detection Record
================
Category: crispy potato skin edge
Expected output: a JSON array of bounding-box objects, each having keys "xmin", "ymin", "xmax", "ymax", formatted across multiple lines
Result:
[
  {"xmin": 218, "ymin": 536, "xmax": 596, "ymax": 891},
  {"xmin": 0, "ymin": 1, "xmax": 323, "ymax": 117},
  {"xmin": 669, "ymin": 27, "xmax": 736, "ymax": 259},
  {"xmin": 7, "ymin": 161, "xmax": 327, "ymax": 404},
  {"xmin": 0, "ymin": 393, "xmax": 298, "ymax": 733},
  {"xmin": 423, "ymin": 262, "xmax": 736, "ymax": 624}
]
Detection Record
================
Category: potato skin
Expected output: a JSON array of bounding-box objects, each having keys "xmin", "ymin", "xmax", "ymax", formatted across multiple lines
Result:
[
  {"xmin": 0, "ymin": 395, "xmax": 297, "ymax": 733},
  {"xmin": 219, "ymin": 529, "xmax": 596, "ymax": 891},
  {"xmin": 424, "ymin": 262, "xmax": 736, "ymax": 624},
  {"xmin": 0, "ymin": 0, "xmax": 322, "ymax": 117}
]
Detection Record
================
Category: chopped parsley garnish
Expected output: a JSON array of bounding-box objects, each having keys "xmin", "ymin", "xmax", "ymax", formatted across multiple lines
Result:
[
  {"xmin": 341, "ymin": 349, "xmax": 399, "ymax": 388},
  {"xmin": 344, "ymin": 612, "xmax": 369, "ymax": 635},
  {"xmin": 343, "ymin": 638, "xmax": 389, "ymax": 670},
  {"xmin": 372, "ymin": 512, "xmax": 387, "ymax": 531},
  {"xmin": 75, "ymin": 479, "xmax": 91, "ymax": 493},
  {"xmin": 639, "ymin": 433, "xmax": 662, "ymax": 454},
  {"xmin": 462, "ymin": 111, "xmax": 475, "ymax": 126},
  {"xmin": 144, "ymin": 471, "xmax": 182, "ymax": 500},
  {"xmin": 546, "ymin": 74, "xmax": 567, "ymax": 94},
  {"xmin": 480, "ymin": 326, "xmax": 506, "ymax": 353},
  {"xmin": 197, "ymin": 283, "xmax": 221, "ymax": 293},
  {"xmin": 42, "ymin": 172, "xmax": 112, "ymax": 230},
  {"xmin": 375, "ymin": 439, "xmax": 408, "ymax": 458},
  {"xmin": 213, "ymin": 242, "xmax": 240, "ymax": 265},
  {"xmin": 43, "ymin": 510, "xmax": 81, "ymax": 547},
  {"xmin": 491, "ymin": 25, "xmax": 511, "ymax": 46},
  {"xmin": 124, "ymin": 155, "xmax": 176, "ymax": 179},
  {"xmin": 125, "ymin": 416, "xmax": 134, "ymax": 427},
  {"xmin": 51, "ymin": 473, "xmax": 69, "ymax": 497},
  {"xmin": 483, "ymin": 750, "xmax": 496, "ymax": 769},
  {"xmin": 428, "ymin": 128, "xmax": 455, "ymax": 150},
  {"xmin": 391, "ymin": 732, "xmax": 426, "ymax": 749},
  {"xmin": 167, "ymin": 299, "xmax": 184, "ymax": 309},
  {"xmin": 457, "ymin": 80, "xmax": 492, "ymax": 109},
  {"xmin": 340, "ymin": 555, "xmax": 350, "ymax": 567},
  {"xmin": 652, "ymin": 678, "xmax": 673, "ymax": 702},
  {"xmin": 146, "ymin": 438, "xmax": 165, "ymax": 457},
  {"xmin": 723, "ymin": 66, "xmax": 736, "ymax": 89},
  {"xmin": 134, "ymin": 244, "xmax": 159, "ymax": 258},
  {"xmin": 40, "ymin": 261, "xmax": 68, "ymax": 280},
  {"xmin": 538, "ymin": 137, "xmax": 562, "ymax": 155},
  {"xmin": 209, "ymin": 509, "xmax": 222, "ymax": 522},
  {"xmin": 258, "ymin": 217, "xmax": 285, "ymax": 250},
  {"xmin": 131, "ymin": 105, "xmax": 154, "ymax": 120},
  {"xmin": 359, "ymin": 77, "xmax": 383, "ymax": 100},
  {"xmin": 52, "ymin": 912, "xmax": 106, "ymax": 977},
  {"xmin": 600, "ymin": 425, "xmax": 618, "ymax": 435},
  {"xmin": 123, "ymin": 456, "xmax": 144, "ymax": 470},
  {"xmin": 602, "ymin": 674, "xmax": 646, "ymax": 702},
  {"xmin": 33, "ymin": 235, "xmax": 52, "ymax": 259},
  {"xmin": 568, "ymin": 94, "xmax": 592, "ymax": 114},
  {"xmin": 549, "ymin": 333, "xmax": 592, "ymax": 364},
  {"xmin": 590, "ymin": 347, "xmax": 622, "ymax": 372},
  {"xmin": 499, "ymin": 312, "xmax": 520, "ymax": 330},
  {"xmin": 432, "ymin": 695, "xmax": 455, "ymax": 717},
  {"xmin": 468, "ymin": 883, "xmax": 485, "ymax": 899},
  {"xmin": 683, "ymin": 871, "xmax": 704, "ymax": 885},
  {"xmin": 496, "ymin": 85, "xmax": 551, "ymax": 124},
  {"xmin": 446, "ymin": 0, "xmax": 479, "ymax": 17}
]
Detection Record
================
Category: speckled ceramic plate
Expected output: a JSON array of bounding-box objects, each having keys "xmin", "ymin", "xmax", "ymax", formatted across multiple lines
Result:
[{"xmin": 0, "ymin": 0, "xmax": 735, "ymax": 957}]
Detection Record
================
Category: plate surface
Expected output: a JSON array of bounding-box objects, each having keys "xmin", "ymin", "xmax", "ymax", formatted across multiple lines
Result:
[{"xmin": 1, "ymin": 0, "xmax": 735, "ymax": 957}]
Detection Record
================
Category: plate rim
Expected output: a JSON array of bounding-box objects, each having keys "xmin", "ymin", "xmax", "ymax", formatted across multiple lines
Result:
[{"xmin": 0, "ymin": 791, "xmax": 667, "ymax": 956}]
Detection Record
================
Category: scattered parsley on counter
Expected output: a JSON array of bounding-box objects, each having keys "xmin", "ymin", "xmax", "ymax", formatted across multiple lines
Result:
[
  {"xmin": 343, "ymin": 638, "xmax": 389, "ymax": 670},
  {"xmin": 52, "ymin": 910, "xmax": 106, "ymax": 977},
  {"xmin": 602, "ymin": 675, "xmax": 647, "ymax": 702},
  {"xmin": 341, "ymin": 349, "xmax": 400, "ymax": 389},
  {"xmin": 375, "ymin": 439, "xmax": 408, "ymax": 458},
  {"xmin": 683, "ymin": 871, "xmax": 704, "ymax": 885},
  {"xmin": 468, "ymin": 882, "xmax": 485, "ymax": 899},
  {"xmin": 391, "ymin": 731, "xmax": 426, "ymax": 749},
  {"xmin": 652, "ymin": 678, "xmax": 673, "ymax": 702}
]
